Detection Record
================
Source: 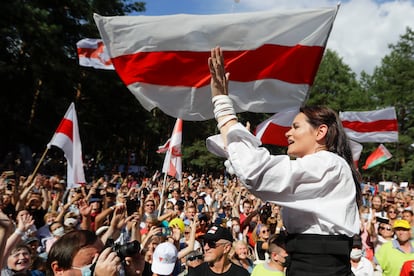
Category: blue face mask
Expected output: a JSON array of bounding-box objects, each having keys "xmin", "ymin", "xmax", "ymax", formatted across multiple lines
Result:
[{"xmin": 72, "ymin": 263, "xmax": 93, "ymax": 276}]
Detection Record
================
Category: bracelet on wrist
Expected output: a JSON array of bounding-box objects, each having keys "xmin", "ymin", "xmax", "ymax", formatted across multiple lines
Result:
[{"xmin": 14, "ymin": 228, "xmax": 25, "ymax": 236}]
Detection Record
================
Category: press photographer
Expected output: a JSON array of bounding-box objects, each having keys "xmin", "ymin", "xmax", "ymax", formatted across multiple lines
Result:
[{"xmin": 46, "ymin": 230, "xmax": 145, "ymax": 276}]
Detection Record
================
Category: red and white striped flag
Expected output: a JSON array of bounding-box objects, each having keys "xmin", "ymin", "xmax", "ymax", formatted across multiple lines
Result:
[
  {"xmin": 162, "ymin": 119, "xmax": 182, "ymax": 180},
  {"xmin": 76, "ymin": 38, "xmax": 114, "ymax": 70},
  {"xmin": 156, "ymin": 139, "xmax": 170, "ymax": 154},
  {"xmin": 339, "ymin": 107, "xmax": 398, "ymax": 143},
  {"xmin": 254, "ymin": 108, "xmax": 299, "ymax": 146},
  {"xmin": 349, "ymin": 140, "xmax": 363, "ymax": 168},
  {"xmin": 47, "ymin": 103, "xmax": 86, "ymax": 189},
  {"xmin": 94, "ymin": 7, "xmax": 338, "ymax": 121}
]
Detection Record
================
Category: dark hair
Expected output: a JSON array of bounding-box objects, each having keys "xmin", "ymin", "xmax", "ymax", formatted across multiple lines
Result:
[
  {"xmin": 46, "ymin": 230, "xmax": 99, "ymax": 276},
  {"xmin": 300, "ymin": 106, "xmax": 362, "ymax": 207}
]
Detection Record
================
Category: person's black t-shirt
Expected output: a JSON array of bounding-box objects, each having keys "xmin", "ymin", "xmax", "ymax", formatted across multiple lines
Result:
[{"xmin": 188, "ymin": 262, "xmax": 249, "ymax": 276}]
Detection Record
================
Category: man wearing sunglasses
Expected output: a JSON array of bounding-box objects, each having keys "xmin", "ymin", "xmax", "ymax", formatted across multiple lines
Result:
[
  {"xmin": 375, "ymin": 219, "xmax": 414, "ymax": 276},
  {"xmin": 188, "ymin": 225, "xmax": 249, "ymax": 276}
]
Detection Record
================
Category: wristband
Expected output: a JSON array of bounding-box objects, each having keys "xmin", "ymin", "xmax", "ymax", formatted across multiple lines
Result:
[
  {"xmin": 212, "ymin": 95, "xmax": 236, "ymax": 120},
  {"xmin": 14, "ymin": 228, "xmax": 25, "ymax": 236},
  {"xmin": 217, "ymin": 115, "xmax": 237, "ymax": 129}
]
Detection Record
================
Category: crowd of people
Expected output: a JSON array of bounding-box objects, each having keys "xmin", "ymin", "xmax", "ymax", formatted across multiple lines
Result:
[
  {"xmin": 1, "ymin": 47, "xmax": 413, "ymax": 276},
  {"xmin": 0, "ymin": 169, "xmax": 413, "ymax": 276}
]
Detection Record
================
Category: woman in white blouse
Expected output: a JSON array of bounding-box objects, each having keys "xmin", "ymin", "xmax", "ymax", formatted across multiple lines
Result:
[{"xmin": 207, "ymin": 46, "xmax": 362, "ymax": 276}]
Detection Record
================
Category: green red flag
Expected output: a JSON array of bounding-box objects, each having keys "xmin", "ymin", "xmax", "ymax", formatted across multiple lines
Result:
[{"xmin": 362, "ymin": 144, "xmax": 392, "ymax": 170}]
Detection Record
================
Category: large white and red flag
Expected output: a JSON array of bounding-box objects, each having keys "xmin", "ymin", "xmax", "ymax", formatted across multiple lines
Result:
[
  {"xmin": 94, "ymin": 7, "xmax": 338, "ymax": 120},
  {"xmin": 339, "ymin": 107, "xmax": 398, "ymax": 143},
  {"xmin": 76, "ymin": 38, "xmax": 114, "ymax": 70},
  {"xmin": 47, "ymin": 103, "xmax": 86, "ymax": 189},
  {"xmin": 161, "ymin": 119, "xmax": 183, "ymax": 180},
  {"xmin": 254, "ymin": 108, "xmax": 299, "ymax": 146}
]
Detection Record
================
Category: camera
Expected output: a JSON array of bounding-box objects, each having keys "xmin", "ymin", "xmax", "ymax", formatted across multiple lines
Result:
[
  {"xmin": 105, "ymin": 239, "xmax": 141, "ymax": 260},
  {"xmin": 259, "ymin": 202, "xmax": 272, "ymax": 224}
]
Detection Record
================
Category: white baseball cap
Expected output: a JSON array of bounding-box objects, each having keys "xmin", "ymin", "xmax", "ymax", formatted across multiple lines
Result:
[{"xmin": 151, "ymin": 242, "xmax": 178, "ymax": 275}]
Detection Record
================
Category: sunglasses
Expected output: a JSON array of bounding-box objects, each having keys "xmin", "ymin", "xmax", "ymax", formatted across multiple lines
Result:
[
  {"xmin": 187, "ymin": 255, "xmax": 203, "ymax": 262},
  {"xmin": 203, "ymin": 239, "xmax": 227, "ymax": 249},
  {"xmin": 261, "ymin": 229, "xmax": 270, "ymax": 234},
  {"xmin": 379, "ymin": 226, "xmax": 392, "ymax": 231}
]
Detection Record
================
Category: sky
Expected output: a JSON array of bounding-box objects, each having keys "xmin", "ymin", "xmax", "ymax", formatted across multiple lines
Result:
[{"xmin": 141, "ymin": 0, "xmax": 414, "ymax": 76}]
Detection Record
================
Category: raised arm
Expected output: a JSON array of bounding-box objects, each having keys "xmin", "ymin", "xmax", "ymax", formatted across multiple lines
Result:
[{"xmin": 208, "ymin": 46, "xmax": 238, "ymax": 144}]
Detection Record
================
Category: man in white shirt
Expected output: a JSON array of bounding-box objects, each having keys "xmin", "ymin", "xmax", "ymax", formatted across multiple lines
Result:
[{"xmin": 350, "ymin": 235, "xmax": 374, "ymax": 276}]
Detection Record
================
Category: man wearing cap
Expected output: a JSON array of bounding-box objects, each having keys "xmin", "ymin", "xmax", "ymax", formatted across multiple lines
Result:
[
  {"xmin": 375, "ymin": 219, "xmax": 414, "ymax": 276},
  {"xmin": 188, "ymin": 225, "xmax": 249, "ymax": 276},
  {"xmin": 151, "ymin": 241, "xmax": 179, "ymax": 276}
]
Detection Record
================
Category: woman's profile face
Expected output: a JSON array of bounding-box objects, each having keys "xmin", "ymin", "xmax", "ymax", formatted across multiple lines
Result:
[{"xmin": 286, "ymin": 113, "xmax": 319, "ymax": 158}]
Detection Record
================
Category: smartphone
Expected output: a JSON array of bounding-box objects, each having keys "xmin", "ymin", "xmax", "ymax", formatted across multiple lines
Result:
[{"xmin": 126, "ymin": 199, "xmax": 139, "ymax": 216}]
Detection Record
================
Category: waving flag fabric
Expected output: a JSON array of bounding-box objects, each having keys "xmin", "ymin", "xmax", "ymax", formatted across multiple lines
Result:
[
  {"xmin": 47, "ymin": 103, "xmax": 86, "ymax": 188},
  {"xmin": 363, "ymin": 144, "xmax": 392, "ymax": 170},
  {"xmin": 254, "ymin": 108, "xmax": 299, "ymax": 146},
  {"xmin": 94, "ymin": 7, "xmax": 338, "ymax": 120},
  {"xmin": 156, "ymin": 139, "xmax": 170, "ymax": 154},
  {"xmin": 76, "ymin": 38, "xmax": 114, "ymax": 70},
  {"xmin": 349, "ymin": 140, "xmax": 363, "ymax": 168},
  {"xmin": 339, "ymin": 107, "xmax": 398, "ymax": 143},
  {"xmin": 161, "ymin": 119, "xmax": 183, "ymax": 180}
]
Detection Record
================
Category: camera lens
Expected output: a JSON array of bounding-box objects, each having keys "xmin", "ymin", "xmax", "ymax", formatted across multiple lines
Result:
[{"xmin": 116, "ymin": 240, "xmax": 140, "ymax": 259}]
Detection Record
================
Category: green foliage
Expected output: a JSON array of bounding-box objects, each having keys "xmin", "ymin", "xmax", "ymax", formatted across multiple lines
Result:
[
  {"xmin": 362, "ymin": 27, "xmax": 414, "ymax": 182},
  {"xmin": 1, "ymin": 1, "xmax": 413, "ymax": 183},
  {"xmin": 308, "ymin": 49, "xmax": 370, "ymax": 111}
]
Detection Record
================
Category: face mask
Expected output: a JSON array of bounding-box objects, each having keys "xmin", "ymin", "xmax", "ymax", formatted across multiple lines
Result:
[
  {"xmin": 362, "ymin": 213, "xmax": 370, "ymax": 221},
  {"xmin": 281, "ymin": 255, "xmax": 291, "ymax": 267},
  {"xmin": 72, "ymin": 263, "xmax": 93, "ymax": 276},
  {"xmin": 64, "ymin": 217, "xmax": 78, "ymax": 227},
  {"xmin": 52, "ymin": 226, "xmax": 65, "ymax": 237},
  {"xmin": 233, "ymin": 225, "xmax": 240, "ymax": 233},
  {"xmin": 350, "ymin": 248, "xmax": 363, "ymax": 260}
]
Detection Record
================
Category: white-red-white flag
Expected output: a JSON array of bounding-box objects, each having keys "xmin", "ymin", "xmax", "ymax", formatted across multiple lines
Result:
[
  {"xmin": 339, "ymin": 107, "xmax": 398, "ymax": 143},
  {"xmin": 156, "ymin": 139, "xmax": 170, "ymax": 154},
  {"xmin": 162, "ymin": 119, "xmax": 182, "ymax": 180},
  {"xmin": 76, "ymin": 38, "xmax": 114, "ymax": 70},
  {"xmin": 94, "ymin": 7, "xmax": 338, "ymax": 121},
  {"xmin": 47, "ymin": 103, "xmax": 86, "ymax": 189},
  {"xmin": 349, "ymin": 140, "xmax": 363, "ymax": 168},
  {"xmin": 254, "ymin": 108, "xmax": 299, "ymax": 146}
]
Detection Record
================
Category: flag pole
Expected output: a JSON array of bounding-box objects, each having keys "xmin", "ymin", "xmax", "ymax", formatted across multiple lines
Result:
[
  {"xmin": 158, "ymin": 172, "xmax": 168, "ymax": 217},
  {"xmin": 27, "ymin": 147, "xmax": 49, "ymax": 183}
]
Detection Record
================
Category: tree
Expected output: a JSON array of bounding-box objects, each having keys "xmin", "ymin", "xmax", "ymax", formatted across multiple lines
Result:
[
  {"xmin": 363, "ymin": 27, "xmax": 414, "ymax": 182},
  {"xmin": 308, "ymin": 49, "xmax": 369, "ymax": 111}
]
